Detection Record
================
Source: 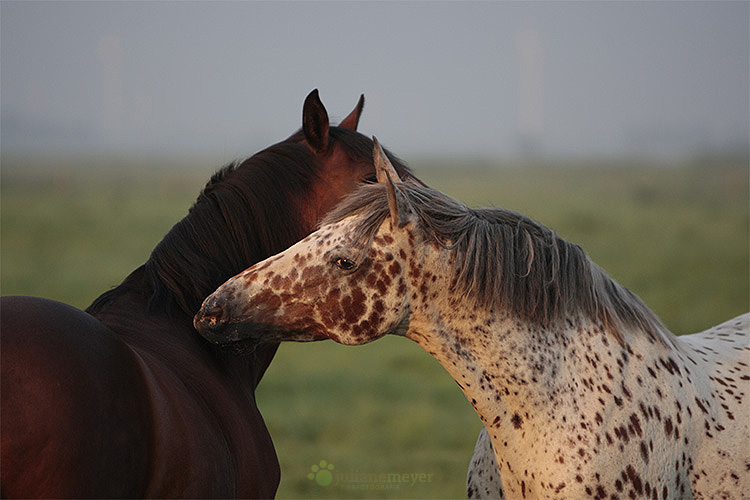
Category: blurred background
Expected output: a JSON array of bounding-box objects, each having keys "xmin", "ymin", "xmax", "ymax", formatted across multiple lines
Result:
[{"xmin": 2, "ymin": 2, "xmax": 748, "ymax": 498}]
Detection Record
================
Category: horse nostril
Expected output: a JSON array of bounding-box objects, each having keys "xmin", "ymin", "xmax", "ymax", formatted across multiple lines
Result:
[{"xmin": 194, "ymin": 304, "xmax": 226, "ymax": 332}]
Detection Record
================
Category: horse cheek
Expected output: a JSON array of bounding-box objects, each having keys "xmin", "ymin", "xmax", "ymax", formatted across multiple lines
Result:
[
  {"xmin": 280, "ymin": 301, "xmax": 325, "ymax": 336},
  {"xmin": 241, "ymin": 289, "xmax": 282, "ymax": 322},
  {"xmin": 318, "ymin": 289, "xmax": 343, "ymax": 331}
]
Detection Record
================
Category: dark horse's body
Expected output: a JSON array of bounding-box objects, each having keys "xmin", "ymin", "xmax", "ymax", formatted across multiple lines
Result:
[{"xmin": 1, "ymin": 90, "xmax": 412, "ymax": 498}]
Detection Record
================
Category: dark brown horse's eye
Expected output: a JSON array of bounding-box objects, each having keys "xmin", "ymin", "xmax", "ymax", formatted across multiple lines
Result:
[
  {"xmin": 363, "ymin": 175, "xmax": 378, "ymax": 184},
  {"xmin": 334, "ymin": 257, "xmax": 357, "ymax": 271}
]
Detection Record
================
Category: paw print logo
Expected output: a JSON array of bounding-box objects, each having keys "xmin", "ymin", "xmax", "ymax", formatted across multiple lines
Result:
[{"xmin": 308, "ymin": 460, "xmax": 334, "ymax": 486}]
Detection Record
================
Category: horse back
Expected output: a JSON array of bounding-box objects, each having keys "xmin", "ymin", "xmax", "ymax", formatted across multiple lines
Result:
[
  {"xmin": 678, "ymin": 313, "xmax": 750, "ymax": 497},
  {"xmin": 1, "ymin": 296, "xmax": 152, "ymax": 498}
]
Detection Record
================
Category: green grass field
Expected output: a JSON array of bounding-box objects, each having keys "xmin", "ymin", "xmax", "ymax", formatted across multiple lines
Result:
[{"xmin": 2, "ymin": 154, "xmax": 748, "ymax": 498}]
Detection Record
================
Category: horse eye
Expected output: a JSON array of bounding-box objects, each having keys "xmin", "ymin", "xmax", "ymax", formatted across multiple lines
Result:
[
  {"xmin": 334, "ymin": 257, "xmax": 357, "ymax": 271},
  {"xmin": 363, "ymin": 175, "xmax": 378, "ymax": 184}
]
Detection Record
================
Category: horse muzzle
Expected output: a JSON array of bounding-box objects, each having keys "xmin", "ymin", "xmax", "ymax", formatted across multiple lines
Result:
[
  {"xmin": 193, "ymin": 294, "xmax": 284, "ymax": 349},
  {"xmin": 194, "ymin": 295, "xmax": 243, "ymax": 344}
]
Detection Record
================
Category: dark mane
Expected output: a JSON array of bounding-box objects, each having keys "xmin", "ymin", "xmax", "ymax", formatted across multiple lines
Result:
[
  {"xmin": 323, "ymin": 184, "xmax": 669, "ymax": 344},
  {"xmin": 87, "ymin": 132, "xmax": 409, "ymax": 320}
]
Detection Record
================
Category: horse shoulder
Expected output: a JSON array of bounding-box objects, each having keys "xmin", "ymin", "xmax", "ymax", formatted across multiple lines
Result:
[
  {"xmin": 0, "ymin": 296, "xmax": 152, "ymax": 498},
  {"xmin": 106, "ymin": 307, "xmax": 279, "ymax": 498}
]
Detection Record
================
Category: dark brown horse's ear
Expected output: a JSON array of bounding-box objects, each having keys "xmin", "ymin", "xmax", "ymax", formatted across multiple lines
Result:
[
  {"xmin": 303, "ymin": 89, "xmax": 329, "ymax": 152},
  {"xmin": 339, "ymin": 94, "xmax": 365, "ymax": 131}
]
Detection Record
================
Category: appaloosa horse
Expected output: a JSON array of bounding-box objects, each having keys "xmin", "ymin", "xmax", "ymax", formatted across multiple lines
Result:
[
  {"xmin": 1, "ymin": 93, "xmax": 414, "ymax": 498},
  {"xmin": 196, "ymin": 141, "xmax": 749, "ymax": 500}
]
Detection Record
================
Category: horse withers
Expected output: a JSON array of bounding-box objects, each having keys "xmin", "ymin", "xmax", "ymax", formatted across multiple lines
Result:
[
  {"xmin": 1, "ymin": 91, "xmax": 415, "ymax": 498},
  {"xmin": 196, "ymin": 141, "xmax": 749, "ymax": 500}
]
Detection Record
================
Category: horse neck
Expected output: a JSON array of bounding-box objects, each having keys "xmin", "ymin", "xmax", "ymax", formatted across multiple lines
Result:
[
  {"xmin": 408, "ymin": 304, "xmax": 568, "ymax": 419},
  {"xmin": 151, "ymin": 203, "xmax": 291, "ymax": 385},
  {"xmin": 88, "ymin": 177, "xmax": 305, "ymax": 388},
  {"xmin": 407, "ymin": 249, "xmax": 628, "ymax": 410},
  {"xmin": 91, "ymin": 268, "xmax": 280, "ymax": 391},
  {"xmin": 410, "ymin": 284, "xmax": 673, "ymax": 412},
  {"xmin": 401, "ymin": 233, "xmax": 677, "ymax": 413},
  {"xmin": 408, "ymin": 266, "xmax": 692, "ymax": 481},
  {"xmin": 91, "ymin": 287, "xmax": 278, "ymax": 394}
]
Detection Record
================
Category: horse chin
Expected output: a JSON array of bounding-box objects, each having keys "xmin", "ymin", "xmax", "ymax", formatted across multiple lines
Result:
[
  {"xmin": 199, "ymin": 321, "xmax": 323, "ymax": 354},
  {"xmin": 219, "ymin": 337, "xmax": 265, "ymax": 356}
]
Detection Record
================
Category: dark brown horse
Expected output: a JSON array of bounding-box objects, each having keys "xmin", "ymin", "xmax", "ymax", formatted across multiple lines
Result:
[{"xmin": 0, "ymin": 90, "xmax": 413, "ymax": 498}]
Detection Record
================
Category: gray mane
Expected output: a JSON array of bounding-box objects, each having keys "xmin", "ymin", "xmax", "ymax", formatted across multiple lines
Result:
[{"xmin": 323, "ymin": 183, "xmax": 669, "ymax": 344}]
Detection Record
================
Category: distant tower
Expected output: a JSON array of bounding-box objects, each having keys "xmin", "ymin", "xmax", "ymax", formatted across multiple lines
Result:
[{"xmin": 516, "ymin": 28, "xmax": 544, "ymax": 156}]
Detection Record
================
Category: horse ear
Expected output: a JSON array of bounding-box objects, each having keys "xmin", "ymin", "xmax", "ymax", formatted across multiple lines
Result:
[
  {"xmin": 339, "ymin": 94, "xmax": 365, "ymax": 130},
  {"xmin": 302, "ymin": 89, "xmax": 329, "ymax": 152},
  {"xmin": 372, "ymin": 136, "xmax": 403, "ymax": 184},
  {"xmin": 373, "ymin": 137, "xmax": 410, "ymax": 228}
]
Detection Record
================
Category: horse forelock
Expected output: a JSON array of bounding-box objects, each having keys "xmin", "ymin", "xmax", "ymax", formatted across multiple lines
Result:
[{"xmin": 323, "ymin": 183, "xmax": 669, "ymax": 344}]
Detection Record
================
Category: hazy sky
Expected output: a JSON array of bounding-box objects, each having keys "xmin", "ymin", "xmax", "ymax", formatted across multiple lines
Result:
[{"xmin": 2, "ymin": 1, "xmax": 748, "ymax": 160}]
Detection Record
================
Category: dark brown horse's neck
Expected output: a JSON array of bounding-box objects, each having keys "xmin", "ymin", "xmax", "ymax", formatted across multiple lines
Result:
[
  {"xmin": 89, "ymin": 272, "xmax": 278, "ymax": 392},
  {"xmin": 86, "ymin": 158, "xmax": 310, "ymax": 389}
]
